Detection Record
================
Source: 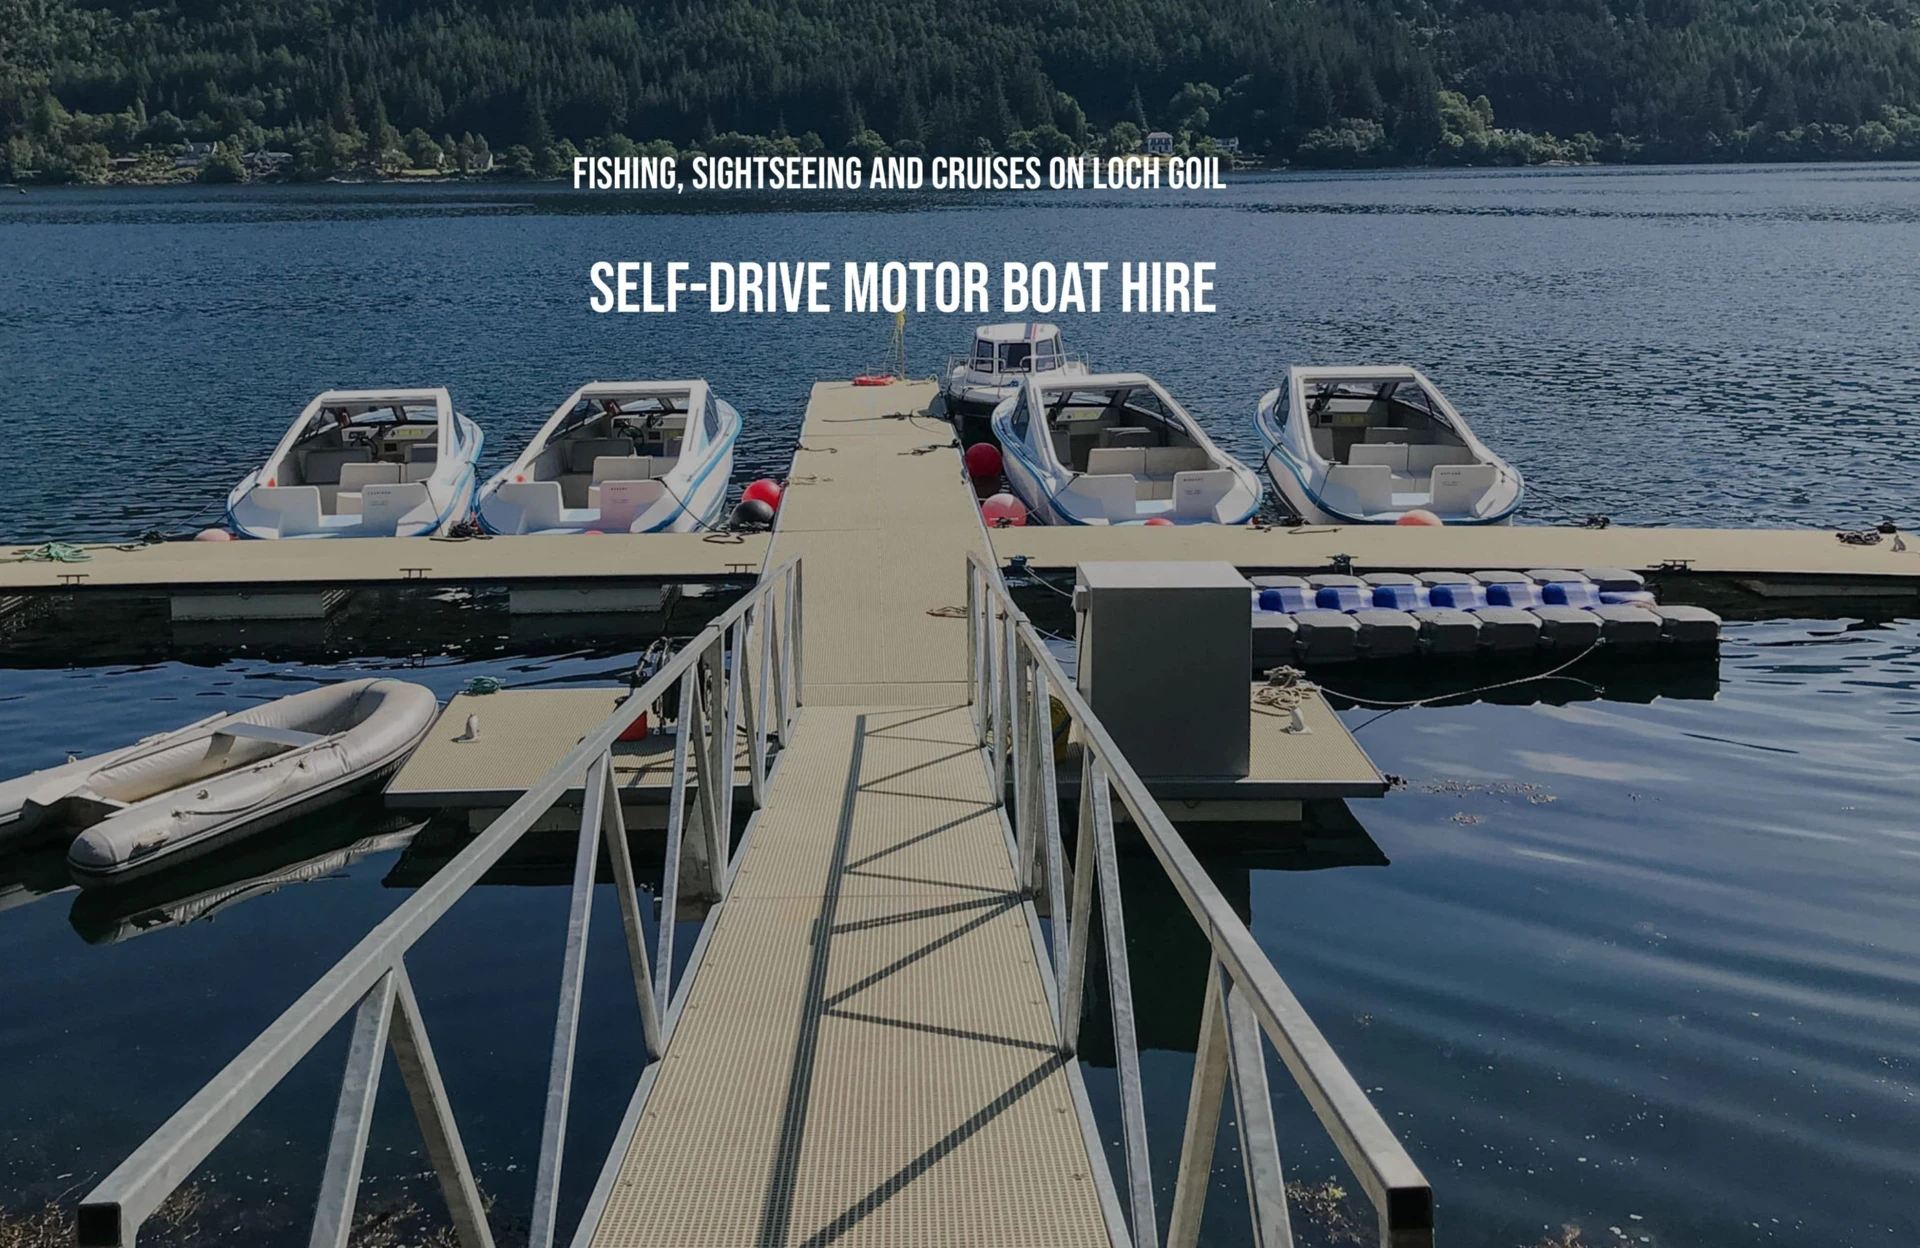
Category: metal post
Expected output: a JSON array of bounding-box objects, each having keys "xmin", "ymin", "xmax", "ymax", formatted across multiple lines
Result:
[
  {"xmin": 1033, "ymin": 658, "xmax": 1069, "ymax": 1017},
  {"xmin": 789, "ymin": 559, "xmax": 805, "ymax": 707},
  {"xmin": 966, "ymin": 564, "xmax": 982, "ymax": 740},
  {"xmin": 389, "ymin": 966, "xmax": 497, "ymax": 1248},
  {"xmin": 528, "ymin": 756, "xmax": 606, "ymax": 1248},
  {"xmin": 698, "ymin": 641, "xmax": 729, "ymax": 897},
  {"xmin": 308, "ymin": 971, "xmax": 398, "ymax": 1248},
  {"xmin": 656, "ymin": 669, "xmax": 694, "ymax": 1016},
  {"xmin": 720, "ymin": 622, "xmax": 742, "ymax": 848},
  {"xmin": 1011, "ymin": 650, "xmax": 1034, "ymax": 890},
  {"xmin": 1095, "ymin": 768, "xmax": 1158, "ymax": 1248},
  {"xmin": 598, "ymin": 757, "xmax": 663, "ymax": 1059},
  {"xmin": 1059, "ymin": 758, "xmax": 1101, "ymax": 1055},
  {"xmin": 1166, "ymin": 961, "xmax": 1229, "ymax": 1248},
  {"xmin": 1226, "ymin": 980, "xmax": 1294, "ymax": 1248}
]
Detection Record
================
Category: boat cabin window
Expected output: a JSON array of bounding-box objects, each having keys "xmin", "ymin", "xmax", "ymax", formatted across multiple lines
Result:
[
  {"xmin": 280, "ymin": 401, "xmax": 445, "ymax": 510},
  {"xmin": 1032, "ymin": 336, "xmax": 1062, "ymax": 372},
  {"xmin": 1302, "ymin": 378, "xmax": 1465, "ymax": 465},
  {"xmin": 972, "ymin": 339, "xmax": 996, "ymax": 369},
  {"xmin": 1038, "ymin": 385, "xmax": 1199, "ymax": 472},
  {"xmin": 702, "ymin": 392, "xmax": 722, "ymax": 443},
  {"xmin": 998, "ymin": 342, "xmax": 1033, "ymax": 372}
]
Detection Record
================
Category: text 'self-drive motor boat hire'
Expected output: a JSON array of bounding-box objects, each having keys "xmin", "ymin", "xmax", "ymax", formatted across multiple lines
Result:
[
  {"xmin": 0, "ymin": 679, "xmax": 438, "ymax": 884},
  {"xmin": 1255, "ymin": 366, "xmax": 1523, "ymax": 525},
  {"xmin": 226, "ymin": 389, "xmax": 484, "ymax": 538},
  {"xmin": 941, "ymin": 323, "xmax": 1090, "ymax": 422},
  {"xmin": 477, "ymin": 381, "xmax": 741, "ymax": 534},
  {"xmin": 991, "ymin": 373, "xmax": 1263, "ymax": 525}
]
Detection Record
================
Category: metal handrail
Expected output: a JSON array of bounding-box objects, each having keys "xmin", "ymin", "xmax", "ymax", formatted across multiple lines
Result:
[
  {"xmin": 77, "ymin": 557, "xmax": 804, "ymax": 1248},
  {"xmin": 964, "ymin": 551, "xmax": 1433, "ymax": 1248}
]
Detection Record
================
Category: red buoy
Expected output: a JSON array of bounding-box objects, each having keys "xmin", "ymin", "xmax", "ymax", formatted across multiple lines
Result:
[
  {"xmin": 194, "ymin": 527, "xmax": 233, "ymax": 541},
  {"xmin": 1396, "ymin": 508, "xmax": 1444, "ymax": 526},
  {"xmin": 742, "ymin": 478, "xmax": 783, "ymax": 510},
  {"xmin": 963, "ymin": 442, "xmax": 1003, "ymax": 480},
  {"xmin": 981, "ymin": 493, "xmax": 1027, "ymax": 527},
  {"xmin": 1143, "ymin": 516, "xmax": 1174, "ymax": 526}
]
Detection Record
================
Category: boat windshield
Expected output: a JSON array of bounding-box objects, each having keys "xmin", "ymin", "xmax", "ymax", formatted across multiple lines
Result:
[{"xmin": 997, "ymin": 342, "xmax": 1034, "ymax": 372}]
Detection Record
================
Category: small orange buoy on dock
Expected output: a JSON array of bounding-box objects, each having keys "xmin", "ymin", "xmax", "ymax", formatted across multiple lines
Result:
[
  {"xmin": 1143, "ymin": 516, "xmax": 1174, "ymax": 526},
  {"xmin": 194, "ymin": 528, "xmax": 233, "ymax": 541},
  {"xmin": 852, "ymin": 375, "xmax": 895, "ymax": 387},
  {"xmin": 1396, "ymin": 508, "xmax": 1444, "ymax": 526}
]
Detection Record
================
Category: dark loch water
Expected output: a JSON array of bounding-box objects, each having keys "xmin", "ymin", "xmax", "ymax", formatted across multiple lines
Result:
[
  {"xmin": 2, "ymin": 169, "xmax": 1918, "ymax": 1247},
  {"xmin": 2, "ymin": 165, "xmax": 1919, "ymax": 539}
]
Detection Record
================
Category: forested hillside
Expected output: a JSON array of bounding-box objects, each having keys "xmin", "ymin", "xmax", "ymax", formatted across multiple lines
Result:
[{"xmin": 6, "ymin": 0, "xmax": 1920, "ymax": 180}]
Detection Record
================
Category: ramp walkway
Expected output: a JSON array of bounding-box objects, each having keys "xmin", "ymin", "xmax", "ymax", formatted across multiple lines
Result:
[
  {"xmin": 78, "ymin": 380, "xmax": 1430, "ymax": 1248},
  {"xmin": 586, "ymin": 382, "xmax": 1110, "ymax": 1246}
]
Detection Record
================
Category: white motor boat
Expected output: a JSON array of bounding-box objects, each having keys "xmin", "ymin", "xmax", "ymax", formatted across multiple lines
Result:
[
  {"xmin": 942, "ymin": 323, "xmax": 1089, "ymax": 423},
  {"xmin": 1255, "ymin": 367, "xmax": 1523, "ymax": 525},
  {"xmin": 477, "ymin": 381, "xmax": 740, "ymax": 534},
  {"xmin": 0, "ymin": 679, "xmax": 438, "ymax": 883},
  {"xmin": 226, "ymin": 389, "xmax": 483, "ymax": 538},
  {"xmin": 991, "ymin": 373, "xmax": 1262, "ymax": 526}
]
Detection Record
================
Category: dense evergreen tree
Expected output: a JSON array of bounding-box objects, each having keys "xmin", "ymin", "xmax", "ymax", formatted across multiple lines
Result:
[{"xmin": 4, "ymin": 0, "xmax": 1920, "ymax": 180}]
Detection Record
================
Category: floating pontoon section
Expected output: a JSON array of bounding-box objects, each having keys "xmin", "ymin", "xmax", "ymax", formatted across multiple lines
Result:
[{"xmin": 1250, "ymin": 567, "xmax": 1719, "ymax": 670}]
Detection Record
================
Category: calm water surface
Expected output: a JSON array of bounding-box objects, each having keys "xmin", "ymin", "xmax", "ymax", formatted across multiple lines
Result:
[{"xmin": 1, "ymin": 169, "xmax": 1917, "ymax": 1247}]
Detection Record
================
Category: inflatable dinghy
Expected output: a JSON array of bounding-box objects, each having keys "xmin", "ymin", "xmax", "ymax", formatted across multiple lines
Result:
[{"xmin": 0, "ymin": 679, "xmax": 437, "ymax": 883}]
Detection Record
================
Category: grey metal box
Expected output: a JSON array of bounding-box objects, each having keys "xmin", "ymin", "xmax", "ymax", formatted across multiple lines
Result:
[{"xmin": 1074, "ymin": 561, "xmax": 1251, "ymax": 779}]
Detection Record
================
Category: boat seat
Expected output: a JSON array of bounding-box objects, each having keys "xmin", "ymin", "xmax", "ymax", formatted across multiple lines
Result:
[
  {"xmin": 1323, "ymin": 464, "xmax": 1393, "ymax": 514},
  {"xmin": 598, "ymin": 479, "xmax": 667, "ymax": 530},
  {"xmin": 1347, "ymin": 444, "xmax": 1409, "ymax": 472},
  {"xmin": 1061, "ymin": 473, "xmax": 1138, "ymax": 521},
  {"xmin": 587, "ymin": 456, "xmax": 655, "ymax": 507},
  {"xmin": 1085, "ymin": 448, "xmax": 1145, "ymax": 478},
  {"xmin": 357, "ymin": 483, "xmax": 432, "ymax": 535},
  {"xmin": 217, "ymin": 722, "xmax": 326, "ymax": 748},
  {"xmin": 1409, "ymin": 445, "xmax": 1476, "ymax": 474},
  {"xmin": 1431, "ymin": 463, "xmax": 1499, "ymax": 513},
  {"xmin": 1173, "ymin": 469, "xmax": 1237, "ymax": 520},
  {"xmin": 489, "ymin": 481, "xmax": 564, "ymax": 533},
  {"xmin": 334, "ymin": 462, "xmax": 404, "ymax": 516},
  {"xmin": 1098, "ymin": 426, "xmax": 1155, "ymax": 449},
  {"xmin": 1144, "ymin": 446, "xmax": 1210, "ymax": 476},
  {"xmin": 301, "ymin": 447, "xmax": 371, "ymax": 484},
  {"xmin": 248, "ymin": 486, "xmax": 324, "ymax": 537},
  {"xmin": 405, "ymin": 445, "xmax": 438, "ymax": 483},
  {"xmin": 568, "ymin": 438, "xmax": 634, "ymax": 474}
]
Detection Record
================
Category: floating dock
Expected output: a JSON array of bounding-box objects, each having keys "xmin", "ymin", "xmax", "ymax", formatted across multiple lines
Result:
[
  {"xmin": 386, "ymin": 689, "xmax": 752, "ymax": 811},
  {"xmin": 991, "ymin": 523, "xmax": 1920, "ymax": 611},
  {"xmin": 52, "ymin": 381, "xmax": 1920, "ymax": 1248},
  {"xmin": 576, "ymin": 382, "xmax": 1114, "ymax": 1245}
]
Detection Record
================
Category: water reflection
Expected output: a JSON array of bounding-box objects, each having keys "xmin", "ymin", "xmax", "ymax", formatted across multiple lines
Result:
[{"xmin": 66, "ymin": 799, "xmax": 425, "ymax": 945}]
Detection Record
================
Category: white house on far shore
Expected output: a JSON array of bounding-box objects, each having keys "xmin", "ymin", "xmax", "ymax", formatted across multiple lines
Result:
[{"xmin": 1144, "ymin": 130, "xmax": 1174, "ymax": 155}]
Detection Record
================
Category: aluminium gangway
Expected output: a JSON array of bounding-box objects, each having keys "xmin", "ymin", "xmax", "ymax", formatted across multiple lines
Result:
[{"xmin": 78, "ymin": 381, "xmax": 1431, "ymax": 1248}]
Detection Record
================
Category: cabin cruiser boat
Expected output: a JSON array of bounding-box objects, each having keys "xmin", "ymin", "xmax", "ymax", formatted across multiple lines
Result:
[
  {"xmin": 942, "ymin": 323, "xmax": 1089, "ymax": 432},
  {"xmin": 0, "ymin": 679, "xmax": 437, "ymax": 883},
  {"xmin": 1255, "ymin": 367, "xmax": 1522, "ymax": 525},
  {"xmin": 991, "ymin": 373, "xmax": 1262, "ymax": 525},
  {"xmin": 226, "ymin": 389, "xmax": 483, "ymax": 538},
  {"xmin": 477, "ymin": 381, "xmax": 740, "ymax": 534}
]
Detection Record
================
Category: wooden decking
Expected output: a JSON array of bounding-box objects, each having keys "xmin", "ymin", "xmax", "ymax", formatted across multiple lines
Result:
[{"xmin": 586, "ymin": 383, "xmax": 1111, "ymax": 1247}]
